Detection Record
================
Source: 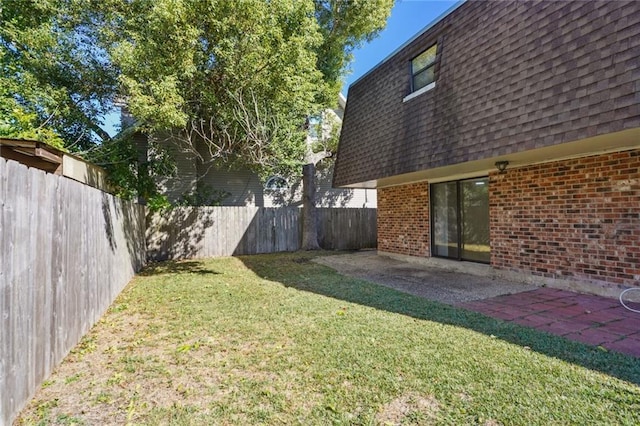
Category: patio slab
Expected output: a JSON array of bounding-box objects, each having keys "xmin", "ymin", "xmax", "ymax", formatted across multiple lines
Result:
[
  {"xmin": 457, "ymin": 288, "xmax": 640, "ymax": 357},
  {"xmin": 314, "ymin": 250, "xmax": 538, "ymax": 304},
  {"xmin": 316, "ymin": 251, "xmax": 640, "ymax": 358}
]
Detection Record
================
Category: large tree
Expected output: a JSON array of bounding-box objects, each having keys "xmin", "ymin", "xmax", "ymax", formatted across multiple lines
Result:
[
  {"xmin": 108, "ymin": 0, "xmax": 326, "ymax": 179},
  {"xmin": 302, "ymin": 0, "xmax": 393, "ymax": 249},
  {"xmin": 0, "ymin": 0, "xmax": 392, "ymax": 206}
]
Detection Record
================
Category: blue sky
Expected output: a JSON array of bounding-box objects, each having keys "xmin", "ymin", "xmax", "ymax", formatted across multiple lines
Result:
[{"xmin": 341, "ymin": 0, "xmax": 459, "ymax": 94}]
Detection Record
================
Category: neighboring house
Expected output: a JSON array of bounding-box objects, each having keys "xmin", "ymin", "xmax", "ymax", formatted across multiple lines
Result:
[
  {"xmin": 0, "ymin": 137, "xmax": 110, "ymax": 191},
  {"xmin": 334, "ymin": 0, "xmax": 640, "ymax": 295},
  {"xmin": 155, "ymin": 93, "xmax": 376, "ymax": 208}
]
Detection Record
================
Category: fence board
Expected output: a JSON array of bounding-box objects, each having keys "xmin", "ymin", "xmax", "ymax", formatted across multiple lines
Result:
[
  {"xmin": 0, "ymin": 157, "xmax": 145, "ymax": 425},
  {"xmin": 316, "ymin": 208, "xmax": 377, "ymax": 251},
  {"xmin": 0, "ymin": 158, "xmax": 6, "ymax": 423},
  {"xmin": 10, "ymin": 160, "xmax": 29, "ymax": 415},
  {"xmin": 147, "ymin": 206, "xmax": 376, "ymax": 261}
]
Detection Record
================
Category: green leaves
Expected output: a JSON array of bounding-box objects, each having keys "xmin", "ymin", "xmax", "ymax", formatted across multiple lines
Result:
[
  {"xmin": 313, "ymin": 0, "xmax": 393, "ymax": 102},
  {"xmin": 1, "ymin": 0, "xmax": 393, "ymax": 201},
  {"xmin": 1, "ymin": 0, "xmax": 118, "ymax": 149},
  {"xmin": 0, "ymin": 102, "xmax": 66, "ymax": 149}
]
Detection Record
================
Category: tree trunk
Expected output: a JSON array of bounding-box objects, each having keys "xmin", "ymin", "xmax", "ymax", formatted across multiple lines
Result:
[
  {"xmin": 134, "ymin": 131, "xmax": 149, "ymax": 205},
  {"xmin": 301, "ymin": 163, "xmax": 321, "ymax": 250}
]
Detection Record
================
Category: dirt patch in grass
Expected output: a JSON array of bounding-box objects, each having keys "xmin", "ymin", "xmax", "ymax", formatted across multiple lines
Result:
[
  {"xmin": 375, "ymin": 392, "xmax": 439, "ymax": 425},
  {"xmin": 19, "ymin": 307, "xmax": 243, "ymax": 424}
]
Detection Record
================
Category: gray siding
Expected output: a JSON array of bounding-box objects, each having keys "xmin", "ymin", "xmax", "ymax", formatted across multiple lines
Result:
[
  {"xmin": 199, "ymin": 166, "xmax": 266, "ymax": 206},
  {"xmin": 153, "ymin": 95, "xmax": 377, "ymax": 207},
  {"xmin": 316, "ymin": 164, "xmax": 376, "ymax": 208},
  {"xmin": 205, "ymin": 163, "xmax": 377, "ymax": 208},
  {"xmin": 155, "ymin": 134, "xmax": 198, "ymax": 202}
]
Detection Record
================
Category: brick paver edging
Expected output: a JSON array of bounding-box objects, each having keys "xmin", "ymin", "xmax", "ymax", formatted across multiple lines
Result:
[{"xmin": 457, "ymin": 288, "xmax": 640, "ymax": 358}]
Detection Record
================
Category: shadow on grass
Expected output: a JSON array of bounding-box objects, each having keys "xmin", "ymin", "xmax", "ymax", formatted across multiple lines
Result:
[
  {"xmin": 238, "ymin": 251, "xmax": 640, "ymax": 386},
  {"xmin": 139, "ymin": 260, "xmax": 221, "ymax": 276}
]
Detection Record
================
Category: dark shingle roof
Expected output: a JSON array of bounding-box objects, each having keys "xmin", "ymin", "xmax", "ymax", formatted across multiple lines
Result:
[{"xmin": 334, "ymin": 0, "xmax": 640, "ymax": 187}]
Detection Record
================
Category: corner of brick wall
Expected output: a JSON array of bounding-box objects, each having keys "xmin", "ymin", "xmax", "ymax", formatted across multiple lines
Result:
[
  {"xmin": 377, "ymin": 182, "xmax": 430, "ymax": 257},
  {"xmin": 490, "ymin": 149, "xmax": 640, "ymax": 288}
]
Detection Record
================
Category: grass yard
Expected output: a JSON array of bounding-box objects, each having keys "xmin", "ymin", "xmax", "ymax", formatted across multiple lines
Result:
[{"xmin": 17, "ymin": 252, "xmax": 640, "ymax": 425}]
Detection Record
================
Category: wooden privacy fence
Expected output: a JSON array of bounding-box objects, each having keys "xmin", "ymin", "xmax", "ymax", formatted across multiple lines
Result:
[
  {"xmin": 1, "ymin": 156, "xmax": 376, "ymax": 424},
  {"xmin": 0, "ymin": 158, "xmax": 146, "ymax": 425},
  {"xmin": 147, "ymin": 206, "xmax": 377, "ymax": 261}
]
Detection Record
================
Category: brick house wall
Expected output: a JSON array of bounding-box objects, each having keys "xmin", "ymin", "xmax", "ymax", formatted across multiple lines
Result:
[
  {"xmin": 491, "ymin": 149, "xmax": 640, "ymax": 288},
  {"xmin": 378, "ymin": 149, "xmax": 640, "ymax": 289},
  {"xmin": 377, "ymin": 182, "xmax": 430, "ymax": 256}
]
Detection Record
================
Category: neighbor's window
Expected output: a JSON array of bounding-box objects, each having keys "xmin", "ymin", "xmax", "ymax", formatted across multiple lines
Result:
[
  {"xmin": 264, "ymin": 175, "xmax": 288, "ymax": 191},
  {"xmin": 411, "ymin": 44, "xmax": 437, "ymax": 92},
  {"xmin": 307, "ymin": 115, "xmax": 321, "ymax": 140}
]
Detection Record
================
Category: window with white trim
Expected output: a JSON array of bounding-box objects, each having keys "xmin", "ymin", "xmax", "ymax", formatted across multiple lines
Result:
[{"xmin": 411, "ymin": 44, "xmax": 437, "ymax": 92}]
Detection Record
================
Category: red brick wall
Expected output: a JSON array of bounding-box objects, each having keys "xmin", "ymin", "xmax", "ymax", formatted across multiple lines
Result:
[
  {"xmin": 378, "ymin": 182, "xmax": 430, "ymax": 256},
  {"xmin": 490, "ymin": 149, "xmax": 640, "ymax": 287}
]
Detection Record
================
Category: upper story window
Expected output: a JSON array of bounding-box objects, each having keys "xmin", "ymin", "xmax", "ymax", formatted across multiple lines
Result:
[{"xmin": 411, "ymin": 43, "xmax": 437, "ymax": 92}]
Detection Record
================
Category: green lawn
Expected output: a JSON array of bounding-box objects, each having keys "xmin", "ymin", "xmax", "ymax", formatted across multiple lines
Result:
[{"xmin": 18, "ymin": 252, "xmax": 640, "ymax": 425}]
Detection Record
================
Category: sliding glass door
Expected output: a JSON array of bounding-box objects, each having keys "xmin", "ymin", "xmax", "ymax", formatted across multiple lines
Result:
[
  {"xmin": 431, "ymin": 177, "xmax": 489, "ymax": 263},
  {"xmin": 431, "ymin": 181, "xmax": 459, "ymax": 258}
]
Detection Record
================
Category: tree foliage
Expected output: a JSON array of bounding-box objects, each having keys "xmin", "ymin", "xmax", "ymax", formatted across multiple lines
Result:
[
  {"xmin": 313, "ymin": 0, "xmax": 393, "ymax": 103},
  {"xmin": 0, "ymin": 0, "xmax": 392, "ymax": 202},
  {"xmin": 1, "ymin": 0, "xmax": 118, "ymax": 148},
  {"xmin": 100, "ymin": 0, "xmax": 329, "ymax": 181}
]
